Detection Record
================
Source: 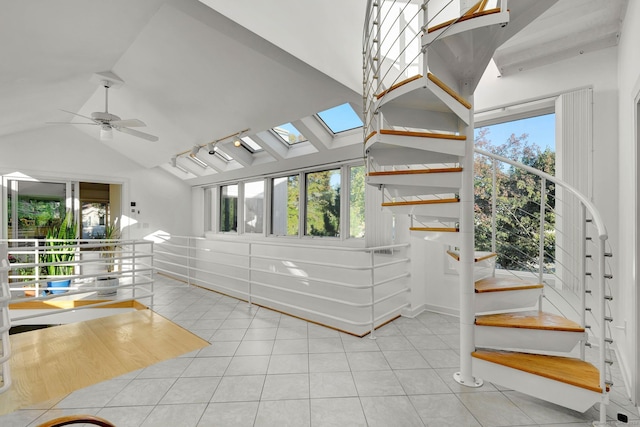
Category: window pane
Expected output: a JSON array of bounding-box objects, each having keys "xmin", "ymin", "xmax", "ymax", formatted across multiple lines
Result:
[
  {"xmin": 241, "ymin": 136, "xmax": 263, "ymax": 152},
  {"xmin": 273, "ymin": 123, "xmax": 307, "ymax": 145},
  {"xmin": 305, "ymin": 169, "xmax": 340, "ymax": 237},
  {"xmin": 317, "ymin": 103, "xmax": 363, "ymax": 133},
  {"xmin": 271, "ymin": 175, "xmax": 299, "ymax": 236},
  {"xmin": 8, "ymin": 180, "xmax": 67, "ymax": 239},
  {"xmin": 82, "ymin": 202, "xmax": 109, "ymax": 239},
  {"xmin": 244, "ymin": 181, "xmax": 264, "ymax": 233},
  {"xmin": 350, "ymin": 166, "xmax": 365, "ymax": 238},
  {"xmin": 220, "ymin": 185, "xmax": 238, "ymax": 232}
]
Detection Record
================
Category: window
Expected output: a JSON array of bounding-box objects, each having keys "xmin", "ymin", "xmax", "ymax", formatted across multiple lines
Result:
[
  {"xmin": 273, "ymin": 123, "xmax": 308, "ymax": 145},
  {"xmin": 271, "ymin": 175, "xmax": 299, "ymax": 236},
  {"xmin": 349, "ymin": 166, "xmax": 366, "ymax": 238},
  {"xmin": 244, "ymin": 180, "xmax": 264, "ymax": 234},
  {"xmin": 240, "ymin": 136, "xmax": 263, "ymax": 153},
  {"xmin": 7, "ymin": 180, "xmax": 69, "ymax": 239},
  {"xmin": 317, "ymin": 103, "xmax": 363, "ymax": 134},
  {"xmin": 305, "ymin": 169, "xmax": 340, "ymax": 237},
  {"xmin": 220, "ymin": 184, "xmax": 238, "ymax": 232}
]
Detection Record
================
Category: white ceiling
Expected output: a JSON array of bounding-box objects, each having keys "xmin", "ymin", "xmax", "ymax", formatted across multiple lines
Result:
[{"xmin": 0, "ymin": 0, "xmax": 628, "ymax": 181}]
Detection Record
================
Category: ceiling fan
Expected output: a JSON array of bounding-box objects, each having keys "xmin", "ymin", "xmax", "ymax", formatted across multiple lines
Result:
[{"xmin": 50, "ymin": 79, "xmax": 158, "ymax": 142}]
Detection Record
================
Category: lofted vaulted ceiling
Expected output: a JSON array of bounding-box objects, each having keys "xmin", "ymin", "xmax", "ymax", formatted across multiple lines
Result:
[{"xmin": 0, "ymin": 0, "xmax": 628, "ymax": 183}]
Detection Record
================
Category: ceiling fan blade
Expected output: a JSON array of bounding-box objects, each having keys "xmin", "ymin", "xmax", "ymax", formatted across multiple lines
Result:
[
  {"xmin": 46, "ymin": 121, "xmax": 97, "ymax": 125},
  {"xmin": 110, "ymin": 119, "xmax": 146, "ymax": 128},
  {"xmin": 116, "ymin": 126, "xmax": 159, "ymax": 142},
  {"xmin": 60, "ymin": 109, "xmax": 97, "ymax": 123}
]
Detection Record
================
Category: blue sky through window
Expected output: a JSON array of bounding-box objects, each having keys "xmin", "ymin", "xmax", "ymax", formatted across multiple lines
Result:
[
  {"xmin": 317, "ymin": 103, "xmax": 363, "ymax": 133},
  {"xmin": 476, "ymin": 113, "xmax": 555, "ymax": 151}
]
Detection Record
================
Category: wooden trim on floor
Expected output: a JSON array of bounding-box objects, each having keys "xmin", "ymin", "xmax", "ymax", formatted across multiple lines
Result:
[
  {"xmin": 9, "ymin": 300, "xmax": 147, "ymax": 311},
  {"xmin": 475, "ymin": 310, "xmax": 585, "ymax": 332},
  {"xmin": 369, "ymin": 167, "xmax": 462, "ymax": 176},
  {"xmin": 427, "ymin": 7, "xmax": 502, "ymax": 33},
  {"xmin": 383, "ymin": 197, "xmax": 459, "ymax": 207},
  {"xmin": 472, "ymin": 349, "xmax": 606, "ymax": 393}
]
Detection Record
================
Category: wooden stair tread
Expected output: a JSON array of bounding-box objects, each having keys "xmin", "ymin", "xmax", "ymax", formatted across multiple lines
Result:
[
  {"xmin": 382, "ymin": 198, "xmax": 459, "ymax": 207},
  {"xmin": 410, "ymin": 227, "xmax": 458, "ymax": 232},
  {"xmin": 369, "ymin": 167, "xmax": 462, "ymax": 177},
  {"xmin": 446, "ymin": 250, "xmax": 495, "ymax": 262},
  {"xmin": 374, "ymin": 73, "xmax": 471, "ymax": 109},
  {"xmin": 472, "ymin": 349, "xmax": 606, "ymax": 393},
  {"xmin": 475, "ymin": 310, "xmax": 584, "ymax": 332},
  {"xmin": 475, "ymin": 277, "xmax": 543, "ymax": 293},
  {"xmin": 376, "ymin": 74, "xmax": 423, "ymax": 99},
  {"xmin": 428, "ymin": 7, "xmax": 502, "ymax": 33},
  {"xmin": 379, "ymin": 129, "xmax": 466, "ymax": 140}
]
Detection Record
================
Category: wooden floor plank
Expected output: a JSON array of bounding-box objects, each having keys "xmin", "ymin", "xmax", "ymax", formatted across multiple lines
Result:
[
  {"xmin": 0, "ymin": 310, "xmax": 208, "ymax": 415},
  {"xmin": 475, "ymin": 310, "xmax": 584, "ymax": 332},
  {"xmin": 472, "ymin": 349, "xmax": 605, "ymax": 393}
]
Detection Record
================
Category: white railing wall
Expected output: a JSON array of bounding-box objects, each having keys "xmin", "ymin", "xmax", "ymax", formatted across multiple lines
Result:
[
  {"xmin": 4, "ymin": 239, "xmax": 155, "ymax": 323},
  {"xmin": 154, "ymin": 236, "xmax": 411, "ymax": 336}
]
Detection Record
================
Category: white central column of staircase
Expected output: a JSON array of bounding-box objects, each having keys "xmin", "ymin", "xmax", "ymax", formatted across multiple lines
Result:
[{"xmin": 363, "ymin": 0, "xmax": 611, "ymax": 424}]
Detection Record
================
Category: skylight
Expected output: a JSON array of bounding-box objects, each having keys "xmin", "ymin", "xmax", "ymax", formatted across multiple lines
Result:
[
  {"xmin": 317, "ymin": 103, "xmax": 363, "ymax": 134},
  {"xmin": 240, "ymin": 136, "xmax": 263, "ymax": 153},
  {"xmin": 273, "ymin": 123, "xmax": 308, "ymax": 145}
]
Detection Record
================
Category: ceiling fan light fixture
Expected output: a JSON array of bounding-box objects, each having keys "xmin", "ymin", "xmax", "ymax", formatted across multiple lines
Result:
[{"xmin": 100, "ymin": 125, "xmax": 113, "ymax": 141}]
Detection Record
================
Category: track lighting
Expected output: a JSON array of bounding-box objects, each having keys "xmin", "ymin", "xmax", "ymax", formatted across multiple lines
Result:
[
  {"xmin": 171, "ymin": 156, "xmax": 177, "ymax": 167},
  {"xmin": 208, "ymin": 142, "xmax": 216, "ymax": 155},
  {"xmin": 234, "ymin": 138, "xmax": 242, "ymax": 147},
  {"xmin": 190, "ymin": 145, "xmax": 200, "ymax": 156}
]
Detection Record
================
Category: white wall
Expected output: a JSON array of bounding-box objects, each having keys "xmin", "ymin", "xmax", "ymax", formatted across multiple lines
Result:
[
  {"xmin": 0, "ymin": 125, "xmax": 193, "ymax": 240},
  {"xmin": 616, "ymin": 0, "xmax": 640, "ymax": 406}
]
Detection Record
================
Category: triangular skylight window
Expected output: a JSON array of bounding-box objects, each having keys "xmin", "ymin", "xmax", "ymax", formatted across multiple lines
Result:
[
  {"xmin": 273, "ymin": 123, "xmax": 307, "ymax": 145},
  {"xmin": 317, "ymin": 103, "xmax": 363, "ymax": 134}
]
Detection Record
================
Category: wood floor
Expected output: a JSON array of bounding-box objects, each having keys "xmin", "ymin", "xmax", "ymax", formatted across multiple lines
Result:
[{"xmin": 0, "ymin": 310, "xmax": 209, "ymax": 415}]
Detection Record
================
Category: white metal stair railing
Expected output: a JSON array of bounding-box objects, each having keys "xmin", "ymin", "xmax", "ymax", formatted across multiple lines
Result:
[
  {"xmin": 0, "ymin": 244, "xmax": 13, "ymax": 395},
  {"xmin": 474, "ymin": 148, "xmax": 613, "ymax": 422}
]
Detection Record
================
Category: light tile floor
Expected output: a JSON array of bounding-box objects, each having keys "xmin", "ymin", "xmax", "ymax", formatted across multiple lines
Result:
[{"xmin": 1, "ymin": 276, "xmax": 638, "ymax": 427}]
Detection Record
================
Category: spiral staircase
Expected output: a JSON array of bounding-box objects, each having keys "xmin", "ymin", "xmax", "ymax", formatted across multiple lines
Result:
[{"xmin": 363, "ymin": 0, "xmax": 612, "ymax": 424}]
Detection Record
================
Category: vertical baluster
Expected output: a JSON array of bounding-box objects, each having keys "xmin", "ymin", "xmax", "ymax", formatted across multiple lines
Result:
[
  {"xmin": 538, "ymin": 177, "xmax": 546, "ymax": 311},
  {"xmin": 579, "ymin": 205, "xmax": 587, "ymax": 360}
]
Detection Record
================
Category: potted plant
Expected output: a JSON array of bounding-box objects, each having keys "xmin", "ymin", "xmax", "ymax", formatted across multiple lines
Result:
[
  {"xmin": 41, "ymin": 210, "xmax": 77, "ymax": 294},
  {"xmin": 96, "ymin": 222, "xmax": 120, "ymax": 296}
]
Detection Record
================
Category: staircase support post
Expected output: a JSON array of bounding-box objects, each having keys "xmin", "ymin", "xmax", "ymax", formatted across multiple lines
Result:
[{"xmin": 454, "ymin": 93, "xmax": 483, "ymax": 388}]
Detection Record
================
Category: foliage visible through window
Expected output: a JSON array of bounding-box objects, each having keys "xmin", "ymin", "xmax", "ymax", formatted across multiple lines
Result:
[
  {"xmin": 220, "ymin": 184, "xmax": 238, "ymax": 232},
  {"xmin": 244, "ymin": 181, "xmax": 264, "ymax": 233},
  {"xmin": 305, "ymin": 169, "xmax": 340, "ymax": 237},
  {"xmin": 273, "ymin": 123, "xmax": 307, "ymax": 145},
  {"xmin": 350, "ymin": 166, "xmax": 365, "ymax": 238},
  {"xmin": 272, "ymin": 175, "xmax": 299, "ymax": 236},
  {"xmin": 474, "ymin": 114, "xmax": 556, "ymax": 272}
]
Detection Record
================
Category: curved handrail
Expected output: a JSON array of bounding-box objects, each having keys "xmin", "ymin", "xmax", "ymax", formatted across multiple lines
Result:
[{"xmin": 475, "ymin": 148, "xmax": 608, "ymax": 240}]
